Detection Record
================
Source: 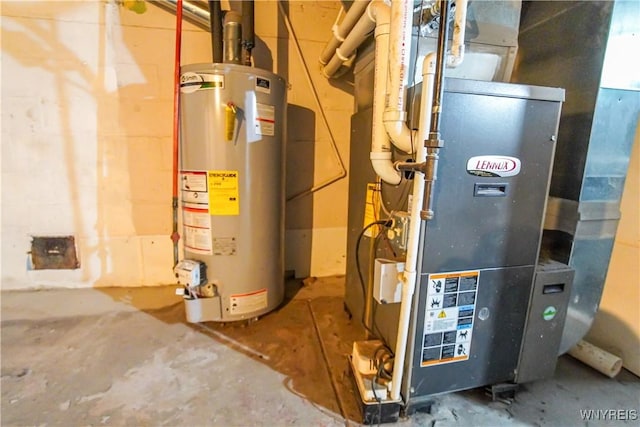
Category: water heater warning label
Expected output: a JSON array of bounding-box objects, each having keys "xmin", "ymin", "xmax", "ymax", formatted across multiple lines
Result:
[
  {"xmin": 230, "ymin": 288, "xmax": 268, "ymax": 315},
  {"xmin": 421, "ymin": 270, "xmax": 479, "ymax": 367},
  {"xmin": 254, "ymin": 103, "xmax": 275, "ymax": 136},
  {"xmin": 181, "ymin": 171, "xmax": 213, "ymax": 255},
  {"xmin": 208, "ymin": 170, "xmax": 239, "ymax": 215}
]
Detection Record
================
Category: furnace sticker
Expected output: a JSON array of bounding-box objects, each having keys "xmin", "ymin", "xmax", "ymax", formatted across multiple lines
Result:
[
  {"xmin": 363, "ymin": 182, "xmax": 381, "ymax": 237},
  {"xmin": 421, "ymin": 270, "xmax": 479, "ymax": 367}
]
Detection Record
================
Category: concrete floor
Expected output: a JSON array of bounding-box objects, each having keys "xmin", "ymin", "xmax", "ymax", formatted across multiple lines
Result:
[{"xmin": 2, "ymin": 276, "xmax": 639, "ymax": 426}]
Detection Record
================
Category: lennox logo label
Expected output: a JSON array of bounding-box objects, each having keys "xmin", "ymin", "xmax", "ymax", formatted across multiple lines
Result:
[{"xmin": 466, "ymin": 156, "xmax": 521, "ymax": 177}]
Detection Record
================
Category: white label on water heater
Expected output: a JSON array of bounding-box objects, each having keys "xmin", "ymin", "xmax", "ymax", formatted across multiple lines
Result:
[
  {"xmin": 230, "ymin": 288, "xmax": 268, "ymax": 315},
  {"xmin": 180, "ymin": 72, "xmax": 224, "ymax": 93},
  {"xmin": 212, "ymin": 237, "xmax": 237, "ymax": 256},
  {"xmin": 421, "ymin": 270, "xmax": 479, "ymax": 367},
  {"xmin": 466, "ymin": 155, "xmax": 521, "ymax": 177},
  {"xmin": 181, "ymin": 171, "xmax": 208, "ymax": 192},
  {"xmin": 255, "ymin": 103, "xmax": 275, "ymax": 136},
  {"xmin": 184, "ymin": 226, "xmax": 213, "ymax": 255},
  {"xmin": 181, "ymin": 170, "xmax": 213, "ymax": 254}
]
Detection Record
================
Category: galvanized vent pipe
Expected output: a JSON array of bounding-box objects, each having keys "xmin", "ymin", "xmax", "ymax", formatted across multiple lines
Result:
[
  {"xmin": 223, "ymin": 11, "xmax": 242, "ymax": 64},
  {"xmin": 155, "ymin": 0, "xmax": 210, "ymax": 29}
]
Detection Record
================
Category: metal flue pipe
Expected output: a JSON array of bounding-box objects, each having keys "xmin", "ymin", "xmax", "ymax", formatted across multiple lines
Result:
[
  {"xmin": 208, "ymin": 0, "xmax": 223, "ymax": 62},
  {"xmin": 155, "ymin": 0, "xmax": 210, "ymax": 29},
  {"xmin": 223, "ymin": 11, "xmax": 243, "ymax": 64},
  {"xmin": 242, "ymin": 0, "xmax": 255, "ymax": 65}
]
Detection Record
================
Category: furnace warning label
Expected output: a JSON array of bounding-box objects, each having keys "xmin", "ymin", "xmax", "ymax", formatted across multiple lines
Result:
[
  {"xmin": 208, "ymin": 170, "xmax": 239, "ymax": 215},
  {"xmin": 363, "ymin": 182, "xmax": 381, "ymax": 237},
  {"xmin": 230, "ymin": 288, "xmax": 268, "ymax": 315},
  {"xmin": 421, "ymin": 270, "xmax": 479, "ymax": 367},
  {"xmin": 254, "ymin": 103, "xmax": 275, "ymax": 136}
]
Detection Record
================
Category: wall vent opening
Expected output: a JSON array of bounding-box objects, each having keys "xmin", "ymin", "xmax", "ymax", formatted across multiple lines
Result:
[{"xmin": 30, "ymin": 236, "xmax": 79, "ymax": 270}]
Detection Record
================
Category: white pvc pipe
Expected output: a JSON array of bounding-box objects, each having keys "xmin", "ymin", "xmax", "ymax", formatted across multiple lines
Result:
[
  {"xmin": 568, "ymin": 340, "xmax": 623, "ymax": 378},
  {"xmin": 382, "ymin": 0, "xmax": 414, "ymax": 154},
  {"xmin": 447, "ymin": 0, "xmax": 467, "ymax": 67},
  {"xmin": 369, "ymin": 2, "xmax": 401, "ymax": 185},
  {"xmin": 389, "ymin": 53, "xmax": 436, "ymax": 401},
  {"xmin": 323, "ymin": 5, "xmax": 377, "ymax": 78},
  {"xmin": 319, "ymin": 0, "xmax": 370, "ymax": 66}
]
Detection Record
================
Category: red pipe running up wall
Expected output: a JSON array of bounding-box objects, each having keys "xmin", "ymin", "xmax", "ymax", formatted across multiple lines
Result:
[{"xmin": 171, "ymin": 0, "xmax": 183, "ymax": 267}]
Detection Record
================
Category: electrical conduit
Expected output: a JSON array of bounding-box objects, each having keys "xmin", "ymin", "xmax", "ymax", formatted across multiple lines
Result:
[{"xmin": 171, "ymin": 0, "xmax": 183, "ymax": 266}]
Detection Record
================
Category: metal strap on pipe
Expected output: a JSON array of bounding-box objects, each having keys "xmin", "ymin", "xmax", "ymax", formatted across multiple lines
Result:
[{"xmin": 319, "ymin": 0, "xmax": 370, "ymax": 65}]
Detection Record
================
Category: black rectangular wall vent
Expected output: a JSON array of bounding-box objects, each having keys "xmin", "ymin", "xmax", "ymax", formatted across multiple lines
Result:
[{"xmin": 30, "ymin": 236, "xmax": 80, "ymax": 270}]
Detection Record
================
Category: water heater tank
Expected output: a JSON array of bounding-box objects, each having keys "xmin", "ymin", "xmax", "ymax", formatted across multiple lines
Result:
[{"xmin": 178, "ymin": 63, "xmax": 286, "ymax": 322}]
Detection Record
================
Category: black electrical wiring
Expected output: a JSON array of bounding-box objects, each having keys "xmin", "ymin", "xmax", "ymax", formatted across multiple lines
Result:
[
  {"xmin": 355, "ymin": 220, "xmax": 392, "ymax": 337},
  {"xmin": 371, "ymin": 344, "xmax": 394, "ymax": 427}
]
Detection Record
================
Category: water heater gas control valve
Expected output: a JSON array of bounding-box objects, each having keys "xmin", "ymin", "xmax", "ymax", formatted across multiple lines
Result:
[{"xmin": 174, "ymin": 259, "xmax": 207, "ymax": 287}]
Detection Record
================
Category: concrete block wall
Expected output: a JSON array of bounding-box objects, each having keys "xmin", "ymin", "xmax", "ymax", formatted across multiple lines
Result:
[{"xmin": 1, "ymin": 0, "xmax": 352, "ymax": 289}]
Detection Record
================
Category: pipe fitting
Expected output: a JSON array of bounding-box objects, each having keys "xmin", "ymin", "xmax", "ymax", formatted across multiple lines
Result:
[
  {"xmin": 335, "ymin": 48, "xmax": 355, "ymax": 62},
  {"xmin": 382, "ymin": 110, "xmax": 407, "ymax": 123},
  {"xmin": 375, "ymin": 22, "xmax": 390, "ymax": 37},
  {"xmin": 332, "ymin": 24, "xmax": 346, "ymax": 42},
  {"xmin": 319, "ymin": 0, "xmax": 371, "ymax": 71},
  {"xmin": 371, "ymin": 152, "xmax": 402, "ymax": 185}
]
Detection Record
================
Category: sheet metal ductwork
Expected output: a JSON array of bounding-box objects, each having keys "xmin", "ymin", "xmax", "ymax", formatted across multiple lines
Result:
[{"xmin": 512, "ymin": 0, "xmax": 640, "ymax": 354}]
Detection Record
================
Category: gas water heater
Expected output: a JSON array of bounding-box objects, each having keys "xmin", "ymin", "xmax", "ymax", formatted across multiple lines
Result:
[{"xmin": 175, "ymin": 63, "xmax": 287, "ymax": 322}]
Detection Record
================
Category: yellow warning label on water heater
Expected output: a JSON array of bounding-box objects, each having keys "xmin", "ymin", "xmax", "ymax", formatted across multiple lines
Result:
[{"xmin": 208, "ymin": 170, "xmax": 239, "ymax": 215}]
